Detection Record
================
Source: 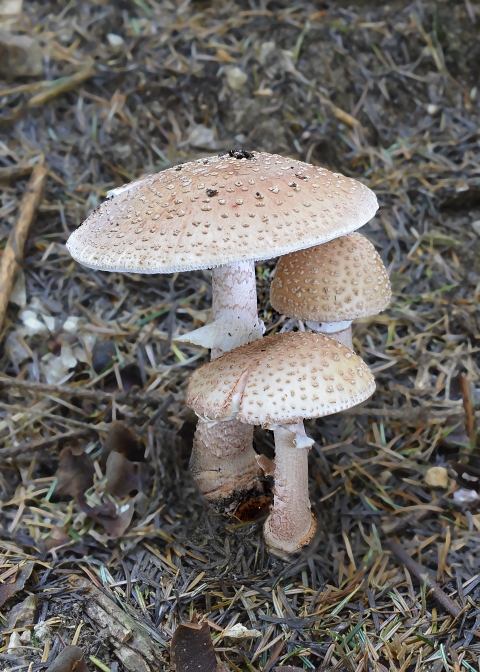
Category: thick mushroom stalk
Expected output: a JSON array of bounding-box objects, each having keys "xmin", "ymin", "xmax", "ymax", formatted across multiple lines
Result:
[
  {"xmin": 263, "ymin": 421, "xmax": 316, "ymax": 553},
  {"xmin": 178, "ymin": 260, "xmax": 265, "ymax": 513},
  {"xmin": 176, "ymin": 261, "xmax": 264, "ymax": 356},
  {"xmin": 191, "ymin": 418, "xmax": 262, "ymax": 513},
  {"xmin": 305, "ymin": 320, "xmax": 353, "ymax": 349}
]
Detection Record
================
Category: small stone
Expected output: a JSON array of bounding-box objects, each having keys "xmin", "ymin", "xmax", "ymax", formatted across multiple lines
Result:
[
  {"xmin": 425, "ymin": 466, "xmax": 448, "ymax": 488},
  {"xmin": 63, "ymin": 316, "xmax": 80, "ymax": 333},
  {"xmin": 378, "ymin": 470, "xmax": 392, "ymax": 485},
  {"xmin": 225, "ymin": 66, "xmax": 248, "ymax": 90},
  {"xmin": 107, "ymin": 33, "xmax": 124, "ymax": 48},
  {"xmin": 8, "ymin": 630, "xmax": 22, "ymax": 651},
  {"xmin": 224, "ymin": 623, "xmax": 262, "ymax": 640},
  {"xmin": 10, "ymin": 269, "xmax": 26, "ymax": 307},
  {"xmin": 426, "ymin": 103, "xmax": 440, "ymax": 115},
  {"xmin": 33, "ymin": 621, "xmax": 52, "ymax": 644},
  {"xmin": 187, "ymin": 125, "xmax": 219, "ymax": 150},
  {"xmin": 472, "ymin": 220, "xmax": 480, "ymax": 236},
  {"xmin": 453, "ymin": 488, "xmax": 479, "ymax": 504}
]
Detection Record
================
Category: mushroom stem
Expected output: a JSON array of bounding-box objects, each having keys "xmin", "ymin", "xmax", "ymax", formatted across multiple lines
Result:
[
  {"xmin": 211, "ymin": 260, "xmax": 264, "ymax": 357},
  {"xmin": 263, "ymin": 423, "xmax": 316, "ymax": 553},
  {"xmin": 305, "ymin": 320, "xmax": 353, "ymax": 350},
  {"xmin": 190, "ymin": 419, "xmax": 263, "ymax": 514},
  {"xmin": 189, "ymin": 260, "xmax": 265, "ymax": 513}
]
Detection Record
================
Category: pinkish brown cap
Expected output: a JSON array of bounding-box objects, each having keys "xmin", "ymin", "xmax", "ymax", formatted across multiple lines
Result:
[
  {"xmin": 270, "ymin": 233, "xmax": 391, "ymax": 322},
  {"xmin": 66, "ymin": 152, "xmax": 378, "ymax": 273},
  {"xmin": 186, "ymin": 331, "xmax": 375, "ymax": 426}
]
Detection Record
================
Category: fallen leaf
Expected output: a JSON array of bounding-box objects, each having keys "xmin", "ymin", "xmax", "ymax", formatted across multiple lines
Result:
[
  {"xmin": 91, "ymin": 338, "xmax": 116, "ymax": 373},
  {"xmin": 102, "ymin": 421, "xmax": 144, "ymax": 464},
  {"xmin": 171, "ymin": 618, "xmax": 226, "ymax": 672},
  {"xmin": 45, "ymin": 645, "xmax": 88, "ymax": 672},
  {"xmin": 0, "ymin": 28, "xmax": 43, "ymax": 77},
  {"xmin": 7, "ymin": 594, "xmax": 37, "ymax": 630},
  {"xmin": 0, "ymin": 562, "xmax": 34, "ymax": 608},
  {"xmin": 54, "ymin": 446, "xmax": 94, "ymax": 499},
  {"xmin": 76, "ymin": 492, "xmax": 135, "ymax": 537},
  {"xmin": 44, "ymin": 525, "xmax": 72, "ymax": 551},
  {"xmin": 105, "ymin": 451, "xmax": 152, "ymax": 498}
]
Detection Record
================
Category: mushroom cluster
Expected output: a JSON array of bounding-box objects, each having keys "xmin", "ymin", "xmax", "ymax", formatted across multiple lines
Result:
[
  {"xmin": 67, "ymin": 151, "xmax": 378, "ymax": 515},
  {"xmin": 66, "ymin": 149, "xmax": 390, "ymax": 552}
]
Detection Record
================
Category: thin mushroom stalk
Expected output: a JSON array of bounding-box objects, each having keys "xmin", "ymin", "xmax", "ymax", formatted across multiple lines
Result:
[
  {"xmin": 191, "ymin": 419, "xmax": 261, "ymax": 510},
  {"xmin": 263, "ymin": 421, "xmax": 316, "ymax": 553},
  {"xmin": 305, "ymin": 320, "xmax": 353, "ymax": 349}
]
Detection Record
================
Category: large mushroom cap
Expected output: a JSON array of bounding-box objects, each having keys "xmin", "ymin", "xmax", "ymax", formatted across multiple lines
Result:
[
  {"xmin": 67, "ymin": 152, "xmax": 378, "ymax": 273},
  {"xmin": 270, "ymin": 232, "xmax": 391, "ymax": 322},
  {"xmin": 186, "ymin": 331, "xmax": 375, "ymax": 426}
]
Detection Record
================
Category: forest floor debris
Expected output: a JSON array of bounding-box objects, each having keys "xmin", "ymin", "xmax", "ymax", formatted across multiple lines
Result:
[{"xmin": 0, "ymin": 0, "xmax": 479, "ymax": 670}]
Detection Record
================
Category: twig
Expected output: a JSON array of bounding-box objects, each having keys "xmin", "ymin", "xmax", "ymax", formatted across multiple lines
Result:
[
  {"xmin": 0, "ymin": 429, "xmax": 93, "ymax": 461},
  {"xmin": 460, "ymin": 374, "xmax": 476, "ymax": 444},
  {"xmin": 0, "ymin": 157, "xmax": 47, "ymax": 331},
  {"xmin": 0, "ymin": 162, "xmax": 35, "ymax": 183},
  {"xmin": 0, "ymin": 375, "xmax": 166, "ymax": 405},
  {"xmin": 387, "ymin": 538, "xmax": 462, "ymax": 618}
]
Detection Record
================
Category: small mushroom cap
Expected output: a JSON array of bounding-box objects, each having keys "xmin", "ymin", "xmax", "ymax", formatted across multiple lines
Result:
[
  {"xmin": 186, "ymin": 332, "xmax": 375, "ymax": 426},
  {"xmin": 270, "ymin": 233, "xmax": 391, "ymax": 322},
  {"xmin": 66, "ymin": 153, "xmax": 378, "ymax": 273}
]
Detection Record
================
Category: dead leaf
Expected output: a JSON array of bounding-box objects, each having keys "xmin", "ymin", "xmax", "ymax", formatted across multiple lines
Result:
[
  {"xmin": 171, "ymin": 618, "xmax": 226, "ymax": 672},
  {"xmin": 76, "ymin": 492, "xmax": 135, "ymax": 537},
  {"xmin": 0, "ymin": 29, "xmax": 43, "ymax": 77},
  {"xmin": 274, "ymin": 667, "xmax": 304, "ymax": 672},
  {"xmin": 6, "ymin": 594, "xmax": 37, "ymax": 630},
  {"xmin": 0, "ymin": 562, "xmax": 34, "ymax": 609},
  {"xmin": 102, "ymin": 421, "xmax": 144, "ymax": 465},
  {"xmin": 44, "ymin": 525, "xmax": 72, "ymax": 551},
  {"xmin": 0, "ymin": 0, "xmax": 22, "ymax": 29},
  {"xmin": 45, "ymin": 646, "xmax": 88, "ymax": 672},
  {"xmin": 105, "ymin": 451, "xmax": 152, "ymax": 498},
  {"xmin": 53, "ymin": 447, "xmax": 94, "ymax": 499}
]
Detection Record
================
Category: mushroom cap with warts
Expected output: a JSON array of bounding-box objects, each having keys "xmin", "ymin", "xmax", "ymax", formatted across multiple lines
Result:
[
  {"xmin": 270, "ymin": 232, "xmax": 391, "ymax": 323},
  {"xmin": 186, "ymin": 331, "xmax": 375, "ymax": 426},
  {"xmin": 66, "ymin": 153, "xmax": 378, "ymax": 273}
]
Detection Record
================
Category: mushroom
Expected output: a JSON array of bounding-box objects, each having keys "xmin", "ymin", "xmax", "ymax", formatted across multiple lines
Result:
[
  {"xmin": 270, "ymin": 233, "xmax": 391, "ymax": 349},
  {"xmin": 186, "ymin": 331, "xmax": 375, "ymax": 552},
  {"xmin": 66, "ymin": 152, "xmax": 378, "ymax": 513}
]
